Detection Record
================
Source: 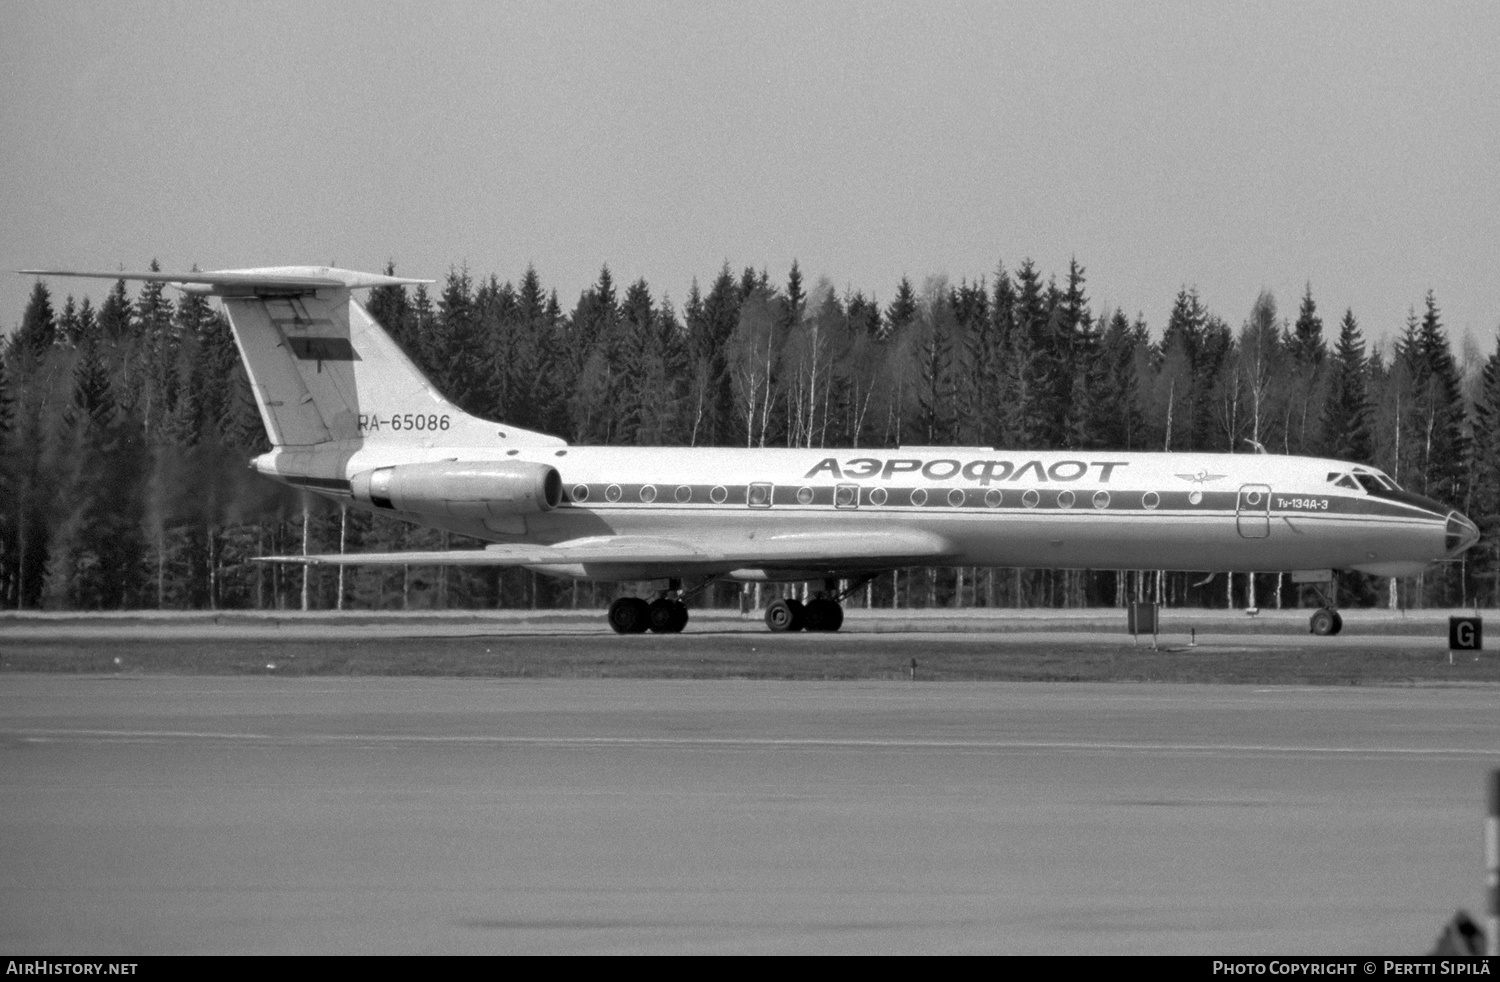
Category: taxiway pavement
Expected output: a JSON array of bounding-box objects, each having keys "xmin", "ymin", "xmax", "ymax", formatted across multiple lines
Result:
[{"xmin": 2, "ymin": 675, "xmax": 1495, "ymax": 954}]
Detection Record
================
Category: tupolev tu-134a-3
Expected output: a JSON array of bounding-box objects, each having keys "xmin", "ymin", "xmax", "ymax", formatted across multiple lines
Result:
[{"xmin": 22, "ymin": 265, "xmax": 1480, "ymax": 636}]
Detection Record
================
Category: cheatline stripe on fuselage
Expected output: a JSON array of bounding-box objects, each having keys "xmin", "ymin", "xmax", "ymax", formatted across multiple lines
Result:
[
  {"xmin": 283, "ymin": 473, "xmax": 1441, "ymax": 524},
  {"xmin": 558, "ymin": 483, "xmax": 1437, "ymax": 519}
]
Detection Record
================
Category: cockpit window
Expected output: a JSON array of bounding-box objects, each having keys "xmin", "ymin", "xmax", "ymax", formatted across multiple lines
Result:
[
  {"xmin": 1329, "ymin": 474, "xmax": 1360, "ymax": 491},
  {"xmin": 1352, "ymin": 473, "xmax": 1385, "ymax": 494}
]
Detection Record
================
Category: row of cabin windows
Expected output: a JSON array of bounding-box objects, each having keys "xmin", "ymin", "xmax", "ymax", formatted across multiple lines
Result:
[{"xmin": 569, "ymin": 483, "xmax": 1173, "ymax": 511}]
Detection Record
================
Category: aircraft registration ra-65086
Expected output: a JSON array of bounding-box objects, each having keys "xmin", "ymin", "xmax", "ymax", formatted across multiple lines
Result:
[{"xmin": 23, "ymin": 265, "xmax": 1481, "ymax": 636}]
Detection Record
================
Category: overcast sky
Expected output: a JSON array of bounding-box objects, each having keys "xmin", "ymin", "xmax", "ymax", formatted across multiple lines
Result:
[{"xmin": 4, "ymin": 0, "xmax": 1497, "ymax": 354}]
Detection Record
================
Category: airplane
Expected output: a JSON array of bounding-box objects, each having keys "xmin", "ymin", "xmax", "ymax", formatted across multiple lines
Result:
[{"xmin": 21, "ymin": 265, "xmax": 1482, "ymax": 636}]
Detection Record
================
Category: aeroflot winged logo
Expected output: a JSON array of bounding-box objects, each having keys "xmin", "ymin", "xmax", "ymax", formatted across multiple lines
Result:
[
  {"xmin": 804, "ymin": 457, "xmax": 1129, "ymax": 484},
  {"xmin": 1175, "ymin": 470, "xmax": 1227, "ymax": 484}
]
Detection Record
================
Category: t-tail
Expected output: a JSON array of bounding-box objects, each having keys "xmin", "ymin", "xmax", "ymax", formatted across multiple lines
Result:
[{"xmin": 18, "ymin": 265, "xmax": 565, "ymax": 452}]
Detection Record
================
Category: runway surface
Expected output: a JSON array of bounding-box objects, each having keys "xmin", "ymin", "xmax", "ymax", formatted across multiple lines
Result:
[
  {"xmin": 2, "ymin": 675, "xmax": 1496, "ymax": 954},
  {"xmin": 0, "ymin": 605, "xmax": 1485, "ymax": 640}
]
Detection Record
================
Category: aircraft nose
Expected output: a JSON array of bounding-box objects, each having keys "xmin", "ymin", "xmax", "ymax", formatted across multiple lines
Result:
[{"xmin": 1445, "ymin": 511, "xmax": 1481, "ymax": 557}]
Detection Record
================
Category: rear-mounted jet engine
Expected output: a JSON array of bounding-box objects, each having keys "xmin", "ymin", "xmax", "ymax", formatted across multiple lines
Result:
[{"xmin": 350, "ymin": 460, "xmax": 562, "ymax": 519}]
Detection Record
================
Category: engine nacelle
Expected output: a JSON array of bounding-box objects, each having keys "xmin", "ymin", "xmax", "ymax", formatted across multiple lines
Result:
[{"xmin": 350, "ymin": 460, "xmax": 562, "ymax": 519}]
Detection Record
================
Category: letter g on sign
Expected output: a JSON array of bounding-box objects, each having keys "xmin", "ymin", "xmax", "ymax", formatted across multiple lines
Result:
[{"xmin": 1449, "ymin": 616, "xmax": 1482, "ymax": 651}]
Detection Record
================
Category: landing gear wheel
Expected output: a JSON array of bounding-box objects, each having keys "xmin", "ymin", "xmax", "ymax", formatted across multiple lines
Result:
[
  {"xmin": 1309, "ymin": 607, "xmax": 1337, "ymax": 636},
  {"xmin": 803, "ymin": 598, "xmax": 844, "ymax": 632},
  {"xmin": 648, "ymin": 599, "xmax": 689, "ymax": 634},
  {"xmin": 1330, "ymin": 610, "xmax": 1343, "ymax": 636},
  {"xmin": 764, "ymin": 598, "xmax": 805, "ymax": 633},
  {"xmin": 608, "ymin": 597, "xmax": 651, "ymax": 634}
]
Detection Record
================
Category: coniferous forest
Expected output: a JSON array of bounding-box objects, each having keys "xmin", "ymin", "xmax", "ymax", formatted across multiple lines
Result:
[{"xmin": 3, "ymin": 257, "xmax": 1498, "ymax": 613}]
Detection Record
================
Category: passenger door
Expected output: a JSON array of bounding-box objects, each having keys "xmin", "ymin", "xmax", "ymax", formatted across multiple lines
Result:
[{"xmin": 1236, "ymin": 484, "xmax": 1271, "ymax": 538}]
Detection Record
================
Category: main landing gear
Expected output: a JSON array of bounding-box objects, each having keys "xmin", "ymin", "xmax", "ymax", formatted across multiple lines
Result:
[
  {"xmin": 764, "ymin": 596, "xmax": 843, "ymax": 633},
  {"xmin": 608, "ymin": 579, "xmax": 689, "ymax": 635},
  {"xmin": 763, "ymin": 577, "xmax": 871, "ymax": 633}
]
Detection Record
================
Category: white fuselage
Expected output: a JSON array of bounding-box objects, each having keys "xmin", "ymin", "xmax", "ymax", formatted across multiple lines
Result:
[{"xmin": 261, "ymin": 443, "xmax": 1461, "ymax": 581}]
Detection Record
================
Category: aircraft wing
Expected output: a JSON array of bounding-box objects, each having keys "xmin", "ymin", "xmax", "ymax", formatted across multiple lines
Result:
[{"xmin": 261, "ymin": 529, "xmax": 957, "ymax": 569}]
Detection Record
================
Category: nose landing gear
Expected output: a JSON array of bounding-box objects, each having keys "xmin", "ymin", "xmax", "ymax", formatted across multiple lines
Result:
[
  {"xmin": 1306, "ymin": 577, "xmax": 1344, "ymax": 636},
  {"xmin": 1309, "ymin": 607, "xmax": 1344, "ymax": 636}
]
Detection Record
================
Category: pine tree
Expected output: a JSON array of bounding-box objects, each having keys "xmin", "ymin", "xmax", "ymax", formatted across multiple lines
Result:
[
  {"xmin": 68, "ymin": 338, "xmax": 115, "ymax": 429},
  {"xmin": 1011, "ymin": 260, "xmax": 1060, "ymax": 448},
  {"xmin": 885, "ymin": 277, "xmax": 917, "ymax": 338},
  {"xmin": 136, "ymin": 259, "xmax": 179, "ymax": 437},
  {"xmin": 1057, "ymin": 261, "xmax": 1101, "ymax": 450},
  {"xmin": 1319, "ymin": 309, "xmax": 1373, "ymax": 463},
  {"xmin": 949, "ymin": 278, "xmax": 993, "ymax": 446},
  {"xmin": 0, "ymin": 352, "xmax": 11, "ymax": 442},
  {"xmin": 1282, "ymin": 284, "xmax": 1327, "ymax": 453},
  {"xmin": 1388, "ymin": 292, "xmax": 1469, "ymax": 606},
  {"xmin": 737, "ymin": 266, "xmax": 769, "ymax": 302},
  {"xmin": 45, "ymin": 335, "xmax": 148, "ymax": 609},
  {"xmin": 1195, "ymin": 313, "xmax": 1234, "ymax": 452},
  {"xmin": 57, "ymin": 296, "xmax": 81, "ymax": 347},
  {"xmin": 1160, "ymin": 287, "xmax": 1206, "ymax": 368},
  {"xmin": 685, "ymin": 265, "xmax": 740, "ymax": 446},
  {"xmin": 1406, "ymin": 291, "xmax": 1468, "ymax": 505},
  {"xmin": 1096, "ymin": 309, "xmax": 1146, "ymax": 450},
  {"xmin": 98, "ymin": 279, "xmax": 133, "ymax": 341},
  {"xmin": 564, "ymin": 266, "xmax": 627, "ymax": 444},
  {"xmin": 193, "ymin": 309, "xmax": 240, "ymax": 442},
  {"xmin": 75, "ymin": 297, "xmax": 99, "ymax": 347},
  {"xmin": 480, "ymin": 266, "xmax": 564, "ymax": 436},
  {"xmin": 15, "ymin": 281, "xmax": 56, "ymax": 358},
  {"xmin": 173, "ymin": 281, "xmax": 217, "ymax": 340},
  {"xmin": 366, "ymin": 262, "xmax": 414, "ymax": 353},
  {"xmin": 0, "ymin": 354, "xmax": 12, "ymax": 598},
  {"xmin": 783, "ymin": 260, "xmax": 805, "ymax": 332},
  {"xmin": 135, "ymin": 260, "xmax": 175, "ymax": 338},
  {"xmin": 1470, "ymin": 335, "xmax": 1500, "ymax": 604},
  {"xmin": 1069, "ymin": 307, "xmax": 1119, "ymax": 451},
  {"xmin": 6, "ymin": 367, "xmax": 51, "ymax": 608},
  {"xmin": 910, "ymin": 276, "xmax": 959, "ymax": 446},
  {"xmin": 1154, "ymin": 287, "xmax": 1231, "ymax": 452},
  {"xmin": 1288, "ymin": 284, "xmax": 1326, "ymax": 367}
]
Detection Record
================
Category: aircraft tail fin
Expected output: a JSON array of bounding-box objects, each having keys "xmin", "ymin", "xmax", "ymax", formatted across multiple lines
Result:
[{"xmin": 20, "ymin": 266, "xmax": 565, "ymax": 450}]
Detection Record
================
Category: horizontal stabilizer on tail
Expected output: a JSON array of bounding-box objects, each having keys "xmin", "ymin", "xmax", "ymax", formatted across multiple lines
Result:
[
  {"xmin": 18, "ymin": 266, "xmax": 432, "ymax": 297},
  {"xmin": 257, "ymin": 530, "xmax": 958, "ymax": 569}
]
